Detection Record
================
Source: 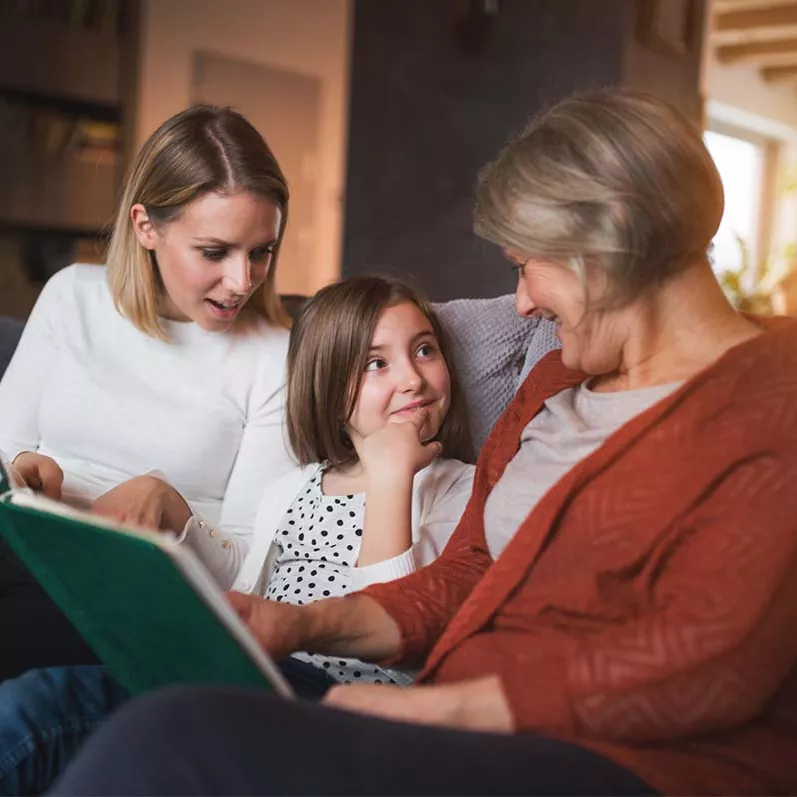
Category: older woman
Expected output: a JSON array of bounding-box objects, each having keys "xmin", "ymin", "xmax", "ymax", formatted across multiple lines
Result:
[{"xmin": 53, "ymin": 90, "xmax": 797, "ymax": 796}]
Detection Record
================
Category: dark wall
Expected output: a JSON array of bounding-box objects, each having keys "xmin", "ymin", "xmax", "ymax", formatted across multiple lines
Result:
[
  {"xmin": 623, "ymin": 0, "xmax": 706, "ymax": 124},
  {"xmin": 342, "ymin": 0, "xmax": 634, "ymax": 300}
]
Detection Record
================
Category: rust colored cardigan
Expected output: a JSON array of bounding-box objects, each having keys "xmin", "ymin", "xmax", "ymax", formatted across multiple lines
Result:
[{"xmin": 363, "ymin": 318, "xmax": 797, "ymax": 795}]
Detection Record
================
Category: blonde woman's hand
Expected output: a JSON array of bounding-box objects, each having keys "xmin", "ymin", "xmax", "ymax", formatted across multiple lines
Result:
[
  {"xmin": 92, "ymin": 475, "xmax": 192, "ymax": 533},
  {"xmin": 359, "ymin": 410, "xmax": 443, "ymax": 487},
  {"xmin": 12, "ymin": 452, "xmax": 63, "ymax": 500}
]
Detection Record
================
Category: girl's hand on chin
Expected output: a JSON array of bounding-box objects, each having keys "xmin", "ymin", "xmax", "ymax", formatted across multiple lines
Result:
[{"xmin": 358, "ymin": 410, "xmax": 443, "ymax": 486}]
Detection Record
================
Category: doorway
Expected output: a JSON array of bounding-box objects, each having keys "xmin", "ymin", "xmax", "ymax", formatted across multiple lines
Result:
[{"xmin": 192, "ymin": 51, "xmax": 322, "ymax": 295}]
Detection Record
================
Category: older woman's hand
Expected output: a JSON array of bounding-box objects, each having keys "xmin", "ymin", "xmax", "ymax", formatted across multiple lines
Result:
[
  {"xmin": 225, "ymin": 591, "xmax": 310, "ymax": 661},
  {"xmin": 323, "ymin": 675, "xmax": 514, "ymax": 733},
  {"xmin": 226, "ymin": 591, "xmax": 405, "ymax": 664},
  {"xmin": 92, "ymin": 474, "xmax": 192, "ymax": 533}
]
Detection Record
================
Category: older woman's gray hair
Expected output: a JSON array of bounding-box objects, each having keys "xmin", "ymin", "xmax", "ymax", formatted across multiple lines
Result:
[{"xmin": 474, "ymin": 89, "xmax": 724, "ymax": 307}]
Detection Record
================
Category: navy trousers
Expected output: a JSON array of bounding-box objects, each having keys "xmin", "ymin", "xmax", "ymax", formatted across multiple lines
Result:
[{"xmin": 52, "ymin": 685, "xmax": 658, "ymax": 796}]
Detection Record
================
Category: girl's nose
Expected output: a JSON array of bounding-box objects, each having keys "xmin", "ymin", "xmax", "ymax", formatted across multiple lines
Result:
[{"xmin": 399, "ymin": 362, "xmax": 424, "ymax": 392}]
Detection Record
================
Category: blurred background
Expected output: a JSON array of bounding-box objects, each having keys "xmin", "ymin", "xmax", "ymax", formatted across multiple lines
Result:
[{"xmin": 1, "ymin": 0, "xmax": 796, "ymax": 317}]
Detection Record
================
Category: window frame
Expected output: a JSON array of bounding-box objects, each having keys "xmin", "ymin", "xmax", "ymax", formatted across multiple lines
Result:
[{"xmin": 705, "ymin": 120, "xmax": 779, "ymax": 287}]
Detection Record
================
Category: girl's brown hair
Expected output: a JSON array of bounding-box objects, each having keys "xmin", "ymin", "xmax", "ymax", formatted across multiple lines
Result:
[
  {"xmin": 106, "ymin": 104, "xmax": 290, "ymax": 338},
  {"xmin": 287, "ymin": 276, "xmax": 474, "ymax": 467}
]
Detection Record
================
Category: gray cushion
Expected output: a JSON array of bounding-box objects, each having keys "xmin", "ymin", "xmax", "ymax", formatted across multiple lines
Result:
[
  {"xmin": 434, "ymin": 296, "xmax": 559, "ymax": 452},
  {"xmin": 519, "ymin": 318, "xmax": 561, "ymax": 383}
]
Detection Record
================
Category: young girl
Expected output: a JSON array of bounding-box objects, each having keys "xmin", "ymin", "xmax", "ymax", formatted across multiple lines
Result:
[{"xmin": 182, "ymin": 275, "xmax": 476, "ymax": 683}]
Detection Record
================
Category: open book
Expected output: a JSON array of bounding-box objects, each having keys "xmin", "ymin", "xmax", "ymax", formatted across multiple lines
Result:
[{"xmin": 0, "ymin": 454, "xmax": 292, "ymax": 698}]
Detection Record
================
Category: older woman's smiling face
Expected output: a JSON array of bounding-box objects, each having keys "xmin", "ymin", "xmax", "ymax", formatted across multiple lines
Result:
[{"xmin": 505, "ymin": 249, "xmax": 627, "ymax": 375}]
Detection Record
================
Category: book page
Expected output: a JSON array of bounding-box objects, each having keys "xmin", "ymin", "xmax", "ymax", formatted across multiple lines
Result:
[
  {"xmin": 6, "ymin": 490, "xmax": 177, "ymax": 543},
  {"xmin": 0, "ymin": 449, "xmax": 25, "ymax": 494}
]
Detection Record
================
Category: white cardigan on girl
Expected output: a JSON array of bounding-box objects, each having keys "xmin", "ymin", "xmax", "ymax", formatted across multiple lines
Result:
[{"xmin": 182, "ymin": 458, "xmax": 474, "ymax": 595}]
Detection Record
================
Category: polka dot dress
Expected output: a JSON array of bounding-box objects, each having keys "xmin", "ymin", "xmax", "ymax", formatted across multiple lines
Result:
[{"xmin": 265, "ymin": 469, "xmax": 405, "ymax": 685}]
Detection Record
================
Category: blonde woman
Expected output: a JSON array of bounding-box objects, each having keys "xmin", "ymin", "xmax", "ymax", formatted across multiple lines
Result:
[
  {"xmin": 0, "ymin": 105, "xmax": 295, "ymax": 679},
  {"xmin": 53, "ymin": 90, "xmax": 797, "ymax": 796}
]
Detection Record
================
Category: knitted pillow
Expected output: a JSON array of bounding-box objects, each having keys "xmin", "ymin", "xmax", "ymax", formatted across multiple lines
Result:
[
  {"xmin": 519, "ymin": 317, "xmax": 561, "ymax": 383},
  {"xmin": 433, "ymin": 295, "xmax": 559, "ymax": 452}
]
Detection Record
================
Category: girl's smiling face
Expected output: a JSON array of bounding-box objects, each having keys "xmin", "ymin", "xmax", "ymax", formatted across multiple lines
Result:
[{"xmin": 346, "ymin": 301, "xmax": 451, "ymax": 448}]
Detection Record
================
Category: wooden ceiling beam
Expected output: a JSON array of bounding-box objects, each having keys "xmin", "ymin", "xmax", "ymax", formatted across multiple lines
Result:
[
  {"xmin": 715, "ymin": 3, "xmax": 797, "ymax": 32},
  {"xmin": 761, "ymin": 63, "xmax": 797, "ymax": 80},
  {"xmin": 717, "ymin": 37, "xmax": 797, "ymax": 63}
]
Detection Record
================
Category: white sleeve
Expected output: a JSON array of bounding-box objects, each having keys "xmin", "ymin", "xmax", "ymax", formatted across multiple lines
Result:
[
  {"xmin": 0, "ymin": 271, "xmax": 67, "ymax": 461},
  {"xmin": 151, "ymin": 331, "xmax": 294, "ymax": 590},
  {"xmin": 351, "ymin": 461, "xmax": 476, "ymax": 590},
  {"xmin": 415, "ymin": 461, "xmax": 475, "ymax": 565},
  {"xmin": 350, "ymin": 545, "xmax": 419, "ymax": 590},
  {"xmin": 185, "ymin": 337, "xmax": 294, "ymax": 585},
  {"xmin": 178, "ymin": 514, "xmax": 247, "ymax": 590},
  {"xmin": 146, "ymin": 466, "xmax": 245, "ymax": 590},
  {"xmin": 217, "ymin": 351, "xmax": 294, "ymax": 536}
]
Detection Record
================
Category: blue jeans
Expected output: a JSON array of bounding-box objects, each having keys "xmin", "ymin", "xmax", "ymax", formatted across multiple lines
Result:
[
  {"xmin": 0, "ymin": 659, "xmax": 334, "ymax": 796},
  {"xmin": 0, "ymin": 666, "xmax": 126, "ymax": 796}
]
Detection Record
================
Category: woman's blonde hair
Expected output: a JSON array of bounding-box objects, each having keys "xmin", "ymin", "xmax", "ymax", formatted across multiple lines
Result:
[
  {"xmin": 286, "ymin": 276, "xmax": 474, "ymax": 468},
  {"xmin": 474, "ymin": 89, "xmax": 724, "ymax": 305},
  {"xmin": 105, "ymin": 104, "xmax": 290, "ymax": 337}
]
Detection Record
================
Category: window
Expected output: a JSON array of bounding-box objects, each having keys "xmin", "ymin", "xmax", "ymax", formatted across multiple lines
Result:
[{"xmin": 704, "ymin": 129, "xmax": 767, "ymax": 278}]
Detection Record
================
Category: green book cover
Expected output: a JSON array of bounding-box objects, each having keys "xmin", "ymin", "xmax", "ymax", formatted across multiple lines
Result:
[{"xmin": 0, "ymin": 457, "xmax": 291, "ymax": 698}]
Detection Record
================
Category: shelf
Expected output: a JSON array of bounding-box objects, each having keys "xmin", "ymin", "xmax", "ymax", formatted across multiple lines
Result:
[
  {"xmin": 0, "ymin": 147, "xmax": 119, "ymax": 231},
  {"xmin": 0, "ymin": 1, "xmax": 135, "ymax": 237},
  {"xmin": 0, "ymin": 87, "xmax": 121, "ymax": 123},
  {"xmin": 0, "ymin": 15, "xmax": 121, "ymax": 105},
  {"xmin": 0, "ymin": 220, "xmax": 106, "ymax": 238}
]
